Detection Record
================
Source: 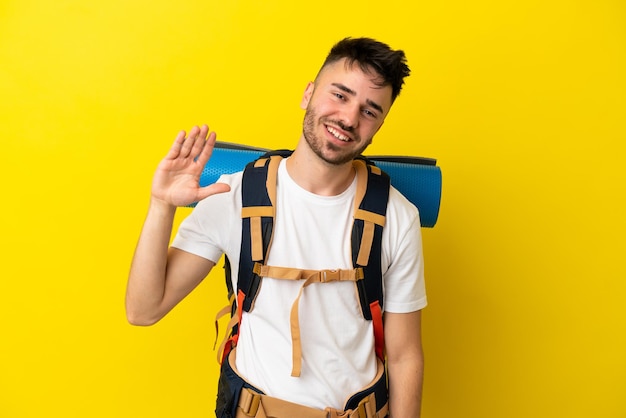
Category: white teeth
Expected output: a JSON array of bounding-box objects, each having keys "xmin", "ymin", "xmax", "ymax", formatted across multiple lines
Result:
[{"xmin": 327, "ymin": 126, "xmax": 350, "ymax": 141}]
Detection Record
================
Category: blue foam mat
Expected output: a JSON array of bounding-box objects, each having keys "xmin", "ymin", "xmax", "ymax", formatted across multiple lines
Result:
[{"xmin": 197, "ymin": 142, "xmax": 442, "ymax": 227}]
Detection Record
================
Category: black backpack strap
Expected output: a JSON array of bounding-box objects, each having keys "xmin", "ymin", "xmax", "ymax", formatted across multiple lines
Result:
[
  {"xmin": 237, "ymin": 150, "xmax": 292, "ymax": 312},
  {"xmin": 352, "ymin": 159, "xmax": 390, "ymax": 316},
  {"xmin": 351, "ymin": 158, "xmax": 390, "ymax": 360}
]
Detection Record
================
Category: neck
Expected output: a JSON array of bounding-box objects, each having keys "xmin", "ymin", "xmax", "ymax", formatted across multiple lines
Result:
[{"xmin": 286, "ymin": 137, "xmax": 356, "ymax": 196}]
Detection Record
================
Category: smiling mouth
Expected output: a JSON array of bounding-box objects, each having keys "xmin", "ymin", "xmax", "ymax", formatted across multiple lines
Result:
[{"xmin": 326, "ymin": 125, "xmax": 351, "ymax": 142}]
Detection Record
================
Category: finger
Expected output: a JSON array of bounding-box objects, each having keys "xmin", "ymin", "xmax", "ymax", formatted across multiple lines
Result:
[
  {"xmin": 194, "ymin": 130, "xmax": 217, "ymax": 167},
  {"xmin": 198, "ymin": 124, "xmax": 209, "ymax": 139},
  {"xmin": 189, "ymin": 125, "xmax": 211, "ymax": 162},
  {"xmin": 180, "ymin": 126, "xmax": 200, "ymax": 158},
  {"xmin": 165, "ymin": 130, "xmax": 187, "ymax": 159}
]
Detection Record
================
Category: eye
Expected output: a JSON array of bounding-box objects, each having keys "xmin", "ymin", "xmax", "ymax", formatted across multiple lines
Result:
[
  {"xmin": 362, "ymin": 108, "xmax": 377, "ymax": 119},
  {"xmin": 333, "ymin": 92, "xmax": 345, "ymax": 100}
]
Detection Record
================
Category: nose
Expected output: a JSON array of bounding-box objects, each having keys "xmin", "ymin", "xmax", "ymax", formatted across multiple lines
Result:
[{"xmin": 338, "ymin": 103, "xmax": 360, "ymax": 131}]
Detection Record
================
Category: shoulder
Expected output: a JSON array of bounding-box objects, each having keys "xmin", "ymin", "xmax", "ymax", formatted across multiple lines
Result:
[
  {"xmin": 386, "ymin": 185, "xmax": 421, "ymax": 227},
  {"xmin": 381, "ymin": 185, "xmax": 423, "ymax": 264}
]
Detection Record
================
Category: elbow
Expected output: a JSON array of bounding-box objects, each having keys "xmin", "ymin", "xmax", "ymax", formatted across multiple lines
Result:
[
  {"xmin": 125, "ymin": 305, "xmax": 162, "ymax": 326},
  {"xmin": 125, "ymin": 292, "xmax": 166, "ymax": 326},
  {"xmin": 126, "ymin": 314, "xmax": 158, "ymax": 327}
]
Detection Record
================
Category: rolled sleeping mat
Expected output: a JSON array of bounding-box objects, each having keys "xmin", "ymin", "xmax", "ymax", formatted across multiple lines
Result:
[{"xmin": 195, "ymin": 142, "xmax": 442, "ymax": 227}]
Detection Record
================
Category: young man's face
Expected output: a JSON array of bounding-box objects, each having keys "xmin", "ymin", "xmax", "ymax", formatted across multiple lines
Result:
[{"xmin": 300, "ymin": 58, "xmax": 393, "ymax": 166}]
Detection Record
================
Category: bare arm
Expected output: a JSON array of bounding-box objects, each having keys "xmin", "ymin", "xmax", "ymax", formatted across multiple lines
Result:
[
  {"xmin": 385, "ymin": 310, "xmax": 424, "ymax": 418},
  {"xmin": 125, "ymin": 125, "xmax": 230, "ymax": 325}
]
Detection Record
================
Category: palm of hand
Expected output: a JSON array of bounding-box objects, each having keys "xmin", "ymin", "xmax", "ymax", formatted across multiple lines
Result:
[
  {"xmin": 152, "ymin": 157, "xmax": 205, "ymax": 207},
  {"xmin": 151, "ymin": 125, "xmax": 230, "ymax": 207}
]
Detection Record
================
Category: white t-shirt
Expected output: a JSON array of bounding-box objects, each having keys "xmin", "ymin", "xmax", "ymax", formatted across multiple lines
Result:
[{"xmin": 172, "ymin": 158, "xmax": 427, "ymax": 409}]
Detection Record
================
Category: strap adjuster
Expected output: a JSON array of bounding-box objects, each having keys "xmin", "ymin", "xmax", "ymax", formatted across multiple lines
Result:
[
  {"xmin": 358, "ymin": 402, "xmax": 367, "ymax": 418},
  {"xmin": 239, "ymin": 388, "xmax": 262, "ymax": 416},
  {"xmin": 356, "ymin": 393, "xmax": 377, "ymax": 418}
]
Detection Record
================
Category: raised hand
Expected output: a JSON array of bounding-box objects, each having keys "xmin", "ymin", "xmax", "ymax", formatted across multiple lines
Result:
[{"xmin": 151, "ymin": 125, "xmax": 231, "ymax": 207}]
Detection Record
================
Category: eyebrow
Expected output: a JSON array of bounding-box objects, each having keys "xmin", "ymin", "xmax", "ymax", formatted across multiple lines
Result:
[{"xmin": 331, "ymin": 83, "xmax": 384, "ymax": 114}]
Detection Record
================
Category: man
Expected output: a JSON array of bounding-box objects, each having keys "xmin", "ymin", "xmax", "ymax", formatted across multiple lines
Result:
[{"xmin": 127, "ymin": 37, "xmax": 426, "ymax": 418}]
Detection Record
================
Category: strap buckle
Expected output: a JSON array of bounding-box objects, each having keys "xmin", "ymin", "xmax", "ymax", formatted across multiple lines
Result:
[{"xmin": 321, "ymin": 269, "xmax": 339, "ymax": 282}]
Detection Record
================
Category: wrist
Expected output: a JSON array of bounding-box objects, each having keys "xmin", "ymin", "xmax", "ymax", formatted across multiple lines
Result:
[{"xmin": 148, "ymin": 196, "xmax": 178, "ymax": 217}]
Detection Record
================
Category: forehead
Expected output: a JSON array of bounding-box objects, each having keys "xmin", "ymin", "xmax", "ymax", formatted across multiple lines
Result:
[{"xmin": 317, "ymin": 58, "xmax": 393, "ymax": 111}]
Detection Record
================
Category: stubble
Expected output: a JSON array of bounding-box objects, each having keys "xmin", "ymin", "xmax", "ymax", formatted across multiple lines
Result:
[{"xmin": 302, "ymin": 106, "xmax": 371, "ymax": 166}]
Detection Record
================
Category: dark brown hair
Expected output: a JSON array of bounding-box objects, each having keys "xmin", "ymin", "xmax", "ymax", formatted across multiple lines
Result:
[{"xmin": 320, "ymin": 37, "xmax": 411, "ymax": 102}]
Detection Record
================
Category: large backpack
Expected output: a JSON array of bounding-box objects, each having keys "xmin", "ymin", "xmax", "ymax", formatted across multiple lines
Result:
[{"xmin": 215, "ymin": 150, "xmax": 390, "ymax": 378}]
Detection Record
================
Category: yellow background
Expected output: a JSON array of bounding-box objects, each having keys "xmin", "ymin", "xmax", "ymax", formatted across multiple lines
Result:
[{"xmin": 1, "ymin": 1, "xmax": 624, "ymax": 417}]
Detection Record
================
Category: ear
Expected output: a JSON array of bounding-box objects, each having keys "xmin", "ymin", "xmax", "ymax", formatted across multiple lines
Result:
[{"xmin": 300, "ymin": 82, "xmax": 314, "ymax": 110}]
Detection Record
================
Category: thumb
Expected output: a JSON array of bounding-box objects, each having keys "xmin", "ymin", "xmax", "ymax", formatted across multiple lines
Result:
[{"xmin": 195, "ymin": 182, "xmax": 231, "ymax": 202}]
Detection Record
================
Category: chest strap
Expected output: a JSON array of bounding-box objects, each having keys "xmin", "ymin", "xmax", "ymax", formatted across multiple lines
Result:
[{"xmin": 257, "ymin": 264, "xmax": 365, "ymax": 377}]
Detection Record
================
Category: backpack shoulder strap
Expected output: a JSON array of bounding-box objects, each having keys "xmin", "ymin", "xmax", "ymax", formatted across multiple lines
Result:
[
  {"xmin": 237, "ymin": 149, "xmax": 292, "ymax": 312},
  {"xmin": 352, "ymin": 158, "xmax": 390, "ymax": 360},
  {"xmin": 352, "ymin": 158, "xmax": 390, "ymax": 315}
]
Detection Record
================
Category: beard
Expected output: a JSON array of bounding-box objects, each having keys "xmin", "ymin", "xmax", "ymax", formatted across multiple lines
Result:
[{"xmin": 302, "ymin": 106, "xmax": 372, "ymax": 166}]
